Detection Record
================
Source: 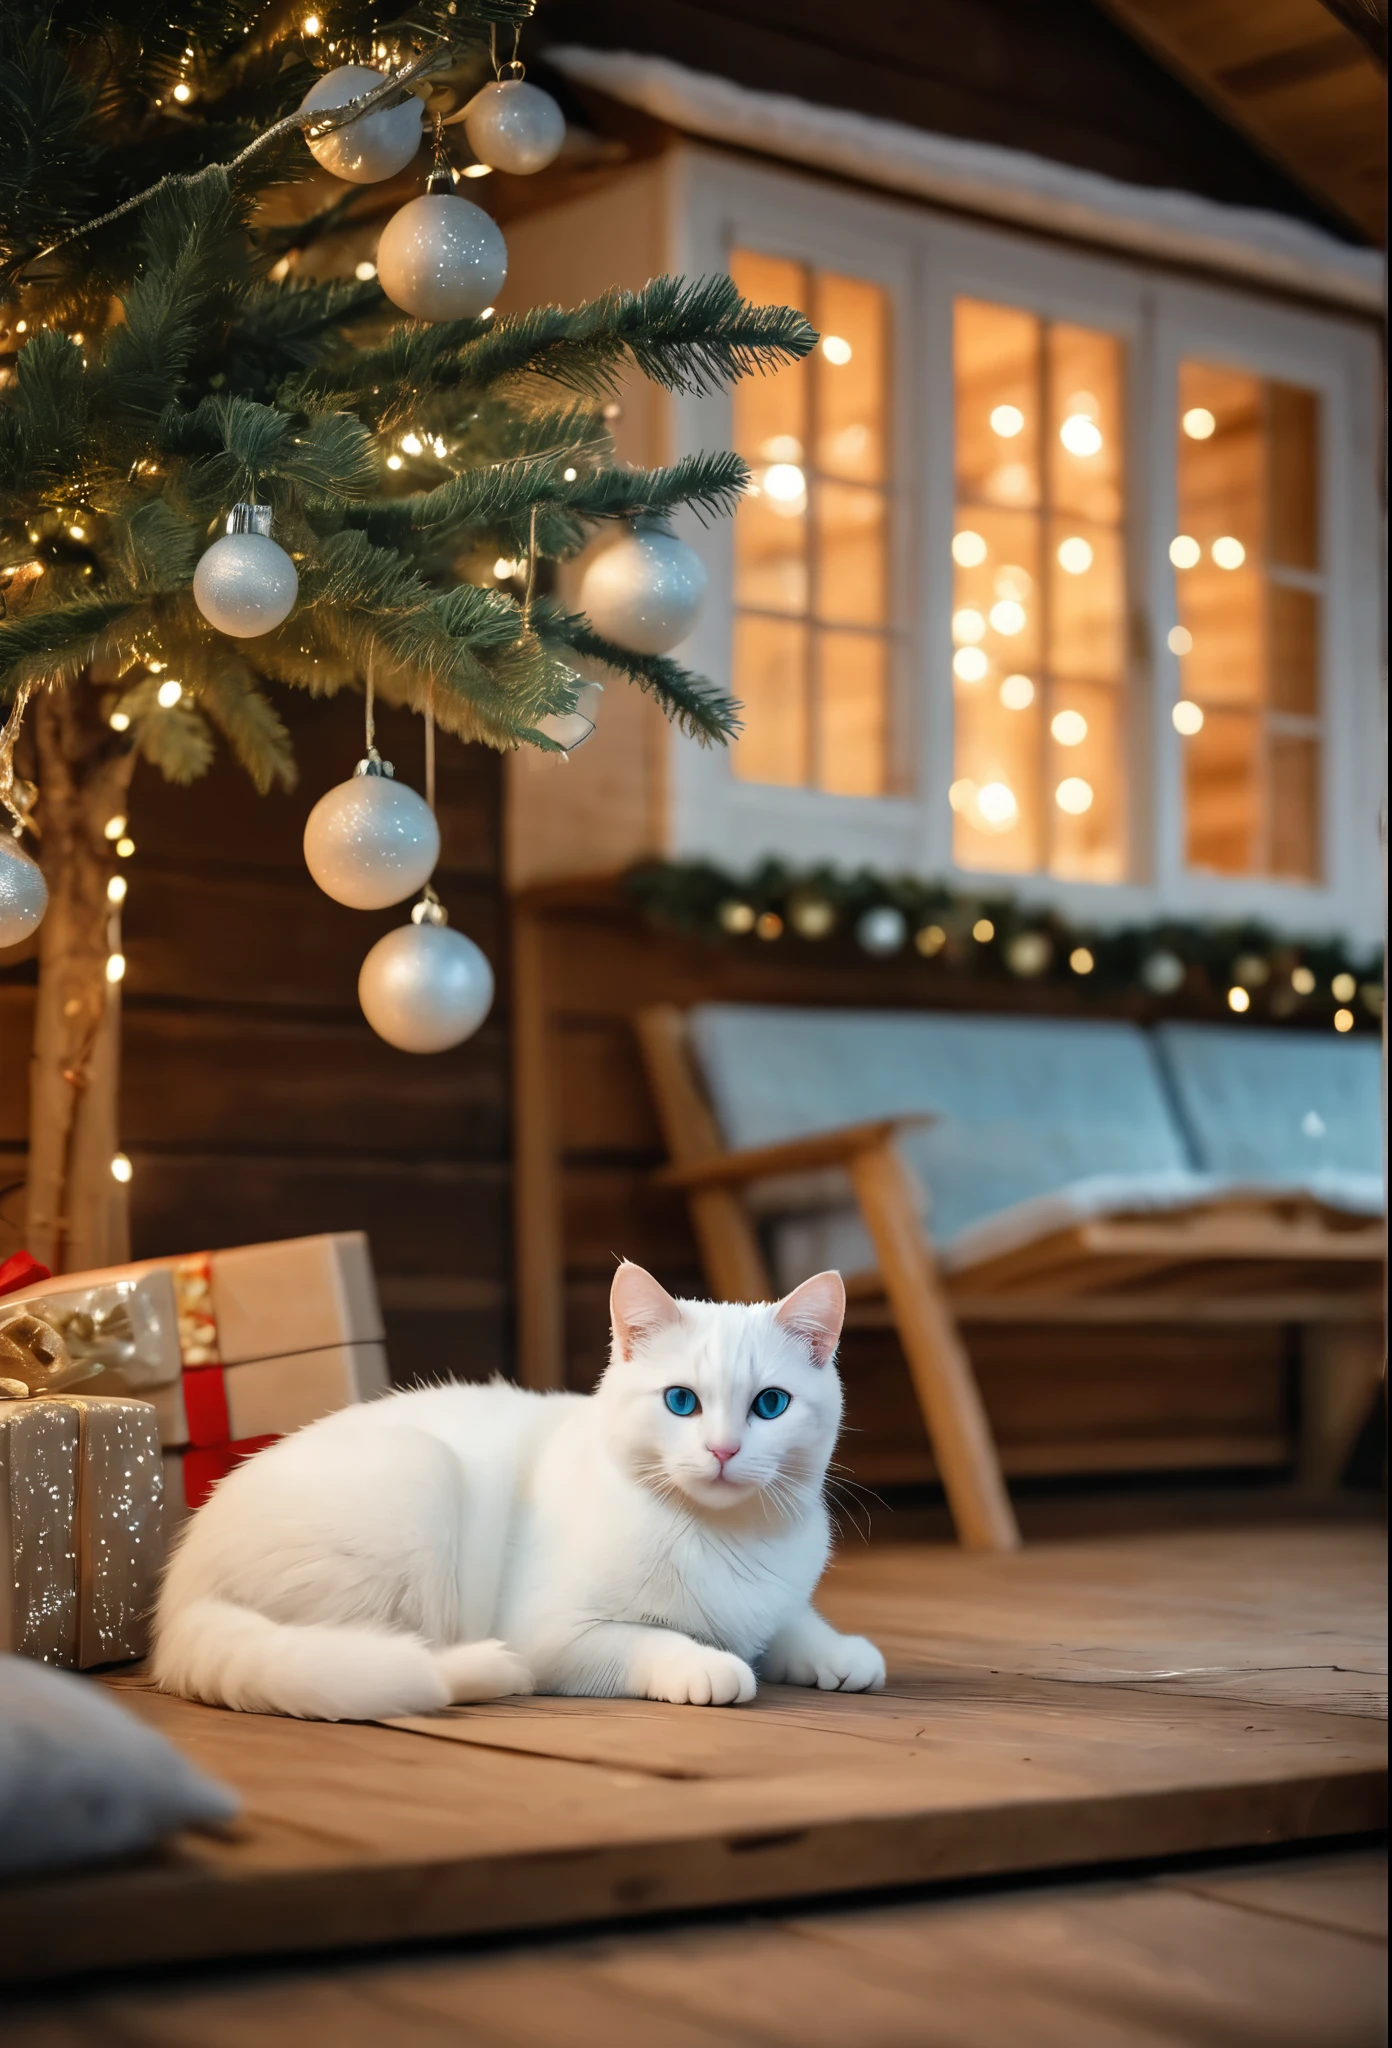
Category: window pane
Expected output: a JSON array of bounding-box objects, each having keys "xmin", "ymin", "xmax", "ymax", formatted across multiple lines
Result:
[
  {"xmin": 732, "ymin": 250, "xmax": 892, "ymax": 797},
  {"xmin": 1268, "ymin": 734, "xmax": 1319, "ymax": 879},
  {"xmin": 815, "ymin": 273, "xmax": 886, "ymax": 484},
  {"xmin": 1048, "ymin": 324, "xmax": 1124, "ymax": 526},
  {"xmin": 954, "ymin": 299, "xmax": 1126, "ymax": 880},
  {"xmin": 1048, "ymin": 676, "xmax": 1124, "ymax": 883},
  {"xmin": 1184, "ymin": 706, "xmax": 1259, "ymax": 874},
  {"xmin": 819, "ymin": 632, "xmax": 887, "ymax": 796},
  {"xmin": 731, "ymin": 615, "xmax": 809, "ymax": 787},
  {"xmin": 1176, "ymin": 363, "xmax": 1322, "ymax": 882},
  {"xmin": 817, "ymin": 483, "xmax": 885, "ymax": 625},
  {"xmin": 955, "ymin": 301, "xmax": 1041, "ymax": 510}
]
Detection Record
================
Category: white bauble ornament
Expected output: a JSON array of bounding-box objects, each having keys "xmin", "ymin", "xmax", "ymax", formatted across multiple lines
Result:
[
  {"xmin": 193, "ymin": 504, "xmax": 298, "ymax": 639},
  {"xmin": 359, "ymin": 901, "xmax": 494, "ymax": 1053},
  {"xmin": 462, "ymin": 79, "xmax": 565, "ymax": 174},
  {"xmin": 303, "ymin": 757, "xmax": 440, "ymax": 910},
  {"xmin": 376, "ymin": 193, "xmax": 507, "ymax": 321},
  {"xmin": 856, "ymin": 905, "xmax": 907, "ymax": 956},
  {"xmin": 0, "ymin": 833, "xmax": 47, "ymax": 947},
  {"xmin": 579, "ymin": 525, "xmax": 708, "ymax": 655},
  {"xmin": 300, "ymin": 65, "xmax": 423, "ymax": 184}
]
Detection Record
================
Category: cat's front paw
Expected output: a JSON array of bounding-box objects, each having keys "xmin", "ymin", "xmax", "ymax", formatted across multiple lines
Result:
[
  {"xmin": 642, "ymin": 1642, "xmax": 756, "ymax": 1707},
  {"xmin": 766, "ymin": 1632, "xmax": 886, "ymax": 1693}
]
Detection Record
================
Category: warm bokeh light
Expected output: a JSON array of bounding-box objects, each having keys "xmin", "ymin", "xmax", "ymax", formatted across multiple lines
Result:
[
  {"xmin": 1051, "ymin": 708, "xmax": 1087, "ymax": 746},
  {"xmin": 106, "ymin": 875, "xmax": 127, "ymax": 905},
  {"xmin": 972, "ymin": 917, "xmax": 996, "ymax": 941},
  {"xmin": 1059, "ymin": 414, "xmax": 1103, "ymax": 457},
  {"xmin": 103, "ymin": 813, "xmax": 127, "ymax": 840},
  {"xmin": 1167, "ymin": 625, "xmax": 1193, "ymax": 654},
  {"xmin": 116, "ymin": 836, "xmax": 135, "ymax": 858},
  {"xmin": 1056, "ymin": 535, "xmax": 1093, "ymax": 575},
  {"xmin": 952, "ymin": 607, "xmax": 986, "ymax": 644},
  {"xmin": 1211, "ymin": 535, "xmax": 1245, "ymax": 569},
  {"xmin": 990, "ymin": 404, "xmax": 1024, "ymax": 437},
  {"xmin": 105, "ymin": 952, "xmax": 126, "ymax": 983},
  {"xmin": 1055, "ymin": 776, "xmax": 1093, "ymax": 813},
  {"xmin": 111, "ymin": 1152, "xmax": 133, "ymax": 1184},
  {"xmin": 953, "ymin": 646, "xmax": 988, "ymax": 683},
  {"xmin": 1227, "ymin": 986, "xmax": 1250, "ymax": 1013},
  {"xmin": 976, "ymin": 784, "xmax": 1017, "ymax": 830},
  {"xmin": 1333, "ymin": 1008, "xmax": 1354, "ymax": 1032},
  {"xmin": 1172, "ymin": 699, "xmax": 1204, "ymax": 735},
  {"xmin": 354, "ymin": 260, "xmax": 377, "ymax": 281},
  {"xmin": 1069, "ymin": 946, "xmax": 1095, "ymax": 974},
  {"xmin": 999, "ymin": 673, "xmax": 1034, "ymax": 710},
  {"xmin": 1331, "ymin": 972, "xmax": 1356, "ymax": 1001},
  {"xmin": 1291, "ymin": 966, "xmax": 1316, "ymax": 995},
  {"xmin": 989, "ymin": 599, "xmax": 1026, "ymax": 635},
  {"xmin": 109, "ymin": 709, "xmax": 130, "ymax": 731},
  {"xmin": 1169, "ymin": 534, "xmax": 1201, "ymax": 568},
  {"xmin": 821, "ymin": 335, "xmax": 853, "ymax": 364},
  {"xmin": 1182, "ymin": 407, "xmax": 1216, "ymax": 440},
  {"xmin": 156, "ymin": 679, "xmax": 182, "ymax": 708},
  {"xmin": 952, "ymin": 529, "xmax": 987, "ymax": 566}
]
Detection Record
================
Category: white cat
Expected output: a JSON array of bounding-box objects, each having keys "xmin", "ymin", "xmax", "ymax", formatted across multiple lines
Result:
[{"xmin": 153, "ymin": 1262, "xmax": 886, "ymax": 1720}]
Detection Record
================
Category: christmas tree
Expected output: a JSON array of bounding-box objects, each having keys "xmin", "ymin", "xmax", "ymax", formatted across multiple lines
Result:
[{"xmin": 0, "ymin": 0, "xmax": 813, "ymax": 1271}]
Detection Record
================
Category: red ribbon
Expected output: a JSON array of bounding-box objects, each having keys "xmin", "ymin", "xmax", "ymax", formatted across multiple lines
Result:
[
  {"xmin": 182, "ymin": 1436, "xmax": 279, "ymax": 1512},
  {"xmin": 0, "ymin": 1251, "xmax": 51, "ymax": 1297}
]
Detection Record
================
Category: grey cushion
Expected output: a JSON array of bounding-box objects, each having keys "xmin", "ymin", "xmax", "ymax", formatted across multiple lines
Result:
[
  {"xmin": 1154, "ymin": 1023, "xmax": 1384, "ymax": 1202},
  {"xmin": 0, "ymin": 1653, "xmax": 238, "ymax": 1876}
]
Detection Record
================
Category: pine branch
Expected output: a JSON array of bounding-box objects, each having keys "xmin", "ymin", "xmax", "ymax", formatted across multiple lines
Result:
[
  {"xmin": 158, "ymin": 394, "xmax": 379, "ymax": 506},
  {"xmin": 0, "ymin": 597, "xmax": 130, "ymax": 696},
  {"xmin": 0, "ymin": 328, "xmax": 87, "ymax": 492},
  {"xmin": 552, "ymin": 613, "xmax": 741, "ymax": 746},
  {"xmin": 98, "ymin": 171, "xmax": 251, "ymax": 416}
]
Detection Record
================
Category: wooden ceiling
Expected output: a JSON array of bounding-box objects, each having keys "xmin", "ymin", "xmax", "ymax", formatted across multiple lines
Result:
[{"xmin": 1094, "ymin": 0, "xmax": 1387, "ymax": 242}]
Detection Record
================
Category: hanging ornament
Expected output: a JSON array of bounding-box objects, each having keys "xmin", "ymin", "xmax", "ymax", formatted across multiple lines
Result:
[
  {"xmin": 0, "ymin": 835, "xmax": 46, "ymax": 950},
  {"xmin": 193, "ymin": 504, "xmax": 298, "ymax": 639},
  {"xmin": 0, "ymin": 683, "xmax": 45, "ymax": 948},
  {"xmin": 304, "ymin": 758, "xmax": 439, "ymax": 910},
  {"xmin": 579, "ymin": 523, "xmax": 708, "ymax": 656},
  {"xmin": 300, "ymin": 65, "xmax": 424, "ymax": 184},
  {"xmin": 856, "ymin": 906, "xmax": 908, "ymax": 956},
  {"xmin": 303, "ymin": 662, "xmax": 439, "ymax": 909},
  {"xmin": 463, "ymin": 78, "xmax": 565, "ymax": 175},
  {"xmin": 377, "ymin": 123, "xmax": 507, "ymax": 323},
  {"xmin": 359, "ymin": 888, "xmax": 494, "ymax": 1053}
]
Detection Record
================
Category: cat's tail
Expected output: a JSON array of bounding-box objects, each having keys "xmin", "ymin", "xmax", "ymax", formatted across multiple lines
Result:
[{"xmin": 152, "ymin": 1596, "xmax": 533, "ymax": 1722}]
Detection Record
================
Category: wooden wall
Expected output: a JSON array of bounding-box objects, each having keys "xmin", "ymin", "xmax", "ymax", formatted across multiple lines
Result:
[
  {"xmin": 1, "ymin": 690, "xmax": 511, "ymax": 1389},
  {"xmin": 539, "ymin": 0, "xmax": 1356, "ymax": 236},
  {"xmin": 513, "ymin": 883, "xmax": 1297, "ymax": 1488}
]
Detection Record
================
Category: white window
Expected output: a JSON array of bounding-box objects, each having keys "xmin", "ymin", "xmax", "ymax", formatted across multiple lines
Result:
[{"xmin": 671, "ymin": 153, "xmax": 1383, "ymax": 941}]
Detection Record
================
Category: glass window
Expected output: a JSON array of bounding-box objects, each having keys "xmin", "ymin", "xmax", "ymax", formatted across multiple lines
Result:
[
  {"xmin": 730, "ymin": 251, "xmax": 892, "ymax": 796},
  {"xmin": 950, "ymin": 299, "xmax": 1128, "ymax": 881},
  {"xmin": 1174, "ymin": 367, "xmax": 1322, "ymax": 881}
]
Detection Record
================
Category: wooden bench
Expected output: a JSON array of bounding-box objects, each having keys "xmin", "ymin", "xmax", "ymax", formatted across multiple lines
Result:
[{"xmin": 639, "ymin": 1004, "xmax": 1384, "ymax": 1554}]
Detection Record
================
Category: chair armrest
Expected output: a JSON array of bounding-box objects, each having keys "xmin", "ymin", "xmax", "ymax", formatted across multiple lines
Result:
[{"xmin": 655, "ymin": 1115, "xmax": 934, "ymax": 1191}]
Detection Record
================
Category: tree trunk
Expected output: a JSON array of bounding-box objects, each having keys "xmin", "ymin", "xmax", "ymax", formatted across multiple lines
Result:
[{"xmin": 24, "ymin": 682, "xmax": 135, "ymax": 1274}]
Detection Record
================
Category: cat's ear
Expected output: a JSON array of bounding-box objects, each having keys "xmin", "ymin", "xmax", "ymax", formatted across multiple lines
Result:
[
  {"xmin": 611, "ymin": 1261, "xmax": 683, "ymax": 1359},
  {"xmin": 774, "ymin": 1270, "xmax": 846, "ymax": 1367}
]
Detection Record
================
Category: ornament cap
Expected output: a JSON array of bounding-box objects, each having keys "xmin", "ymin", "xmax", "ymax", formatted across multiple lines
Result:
[
  {"xmin": 410, "ymin": 884, "xmax": 448, "ymax": 927},
  {"xmin": 354, "ymin": 749, "xmax": 396, "ymax": 779},
  {"xmin": 225, "ymin": 502, "xmax": 274, "ymax": 538}
]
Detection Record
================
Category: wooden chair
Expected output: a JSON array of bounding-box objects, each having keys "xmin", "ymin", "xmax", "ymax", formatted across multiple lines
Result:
[{"xmin": 637, "ymin": 1004, "xmax": 1384, "ymax": 1554}]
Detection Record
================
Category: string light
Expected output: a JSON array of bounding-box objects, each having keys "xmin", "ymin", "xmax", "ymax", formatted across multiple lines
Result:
[
  {"xmin": 68, "ymin": 523, "xmax": 85, "ymax": 540},
  {"xmin": 109, "ymin": 709, "xmax": 131, "ymax": 731},
  {"xmin": 1057, "ymin": 536, "xmax": 1093, "ymax": 575},
  {"xmin": 106, "ymin": 951, "xmax": 126, "ymax": 983},
  {"xmin": 103, "ymin": 813, "xmax": 127, "ymax": 840},
  {"xmin": 462, "ymin": 163, "xmax": 492, "ymax": 178},
  {"xmin": 1051, "ymin": 709, "xmax": 1087, "ymax": 746},
  {"xmin": 976, "ymin": 784, "xmax": 1017, "ymax": 830},
  {"xmin": 952, "ymin": 608, "xmax": 986, "ymax": 644},
  {"xmin": 972, "ymin": 918, "xmax": 995, "ymax": 942},
  {"xmin": 1212, "ymin": 536, "xmax": 1245, "ymax": 569},
  {"xmin": 821, "ymin": 335, "xmax": 852, "ymax": 364},
  {"xmin": 952, "ymin": 647, "xmax": 988, "ymax": 683},
  {"xmin": 386, "ymin": 454, "xmax": 403, "ymax": 470},
  {"xmin": 990, "ymin": 404, "xmax": 1024, "ymax": 438},
  {"xmin": 1069, "ymin": 947, "xmax": 1095, "ymax": 974},
  {"xmin": 400, "ymin": 432, "xmax": 423, "ymax": 455},
  {"xmin": 1332, "ymin": 972, "xmax": 1356, "ymax": 1001},
  {"xmin": 1291, "ymin": 966, "xmax": 1316, "ymax": 995},
  {"xmin": 952, "ymin": 530, "xmax": 987, "ymax": 567},
  {"xmin": 1169, "ymin": 535, "xmax": 1200, "ymax": 568},
  {"xmin": 1055, "ymin": 777, "xmax": 1093, "ymax": 814},
  {"xmin": 172, "ymin": 82, "xmax": 192, "ymax": 102},
  {"xmin": 354, "ymin": 261, "xmax": 377, "ymax": 281},
  {"xmin": 915, "ymin": 924, "xmax": 946, "ymax": 956},
  {"xmin": 116, "ymin": 836, "xmax": 135, "ymax": 858},
  {"xmin": 1173, "ymin": 700, "xmax": 1204, "ymax": 735},
  {"xmin": 989, "ymin": 600, "xmax": 1025, "ymax": 635},
  {"xmin": 110, "ymin": 1153, "xmax": 133, "ymax": 1184},
  {"xmin": 1227, "ymin": 986, "xmax": 1250, "ymax": 1013},
  {"xmin": 156, "ymin": 679, "xmax": 183, "ymax": 708},
  {"xmin": 999, "ymin": 674, "xmax": 1034, "ymax": 710},
  {"xmin": 1059, "ymin": 414, "xmax": 1102, "ymax": 457},
  {"xmin": 106, "ymin": 876, "xmax": 127, "ymax": 905},
  {"xmin": 303, "ymin": 13, "xmax": 322, "ymax": 31},
  {"xmin": 1182, "ymin": 407, "xmax": 1216, "ymax": 439},
  {"xmin": 1334, "ymin": 1008, "xmax": 1354, "ymax": 1033},
  {"xmin": 1168, "ymin": 625, "xmax": 1193, "ymax": 654}
]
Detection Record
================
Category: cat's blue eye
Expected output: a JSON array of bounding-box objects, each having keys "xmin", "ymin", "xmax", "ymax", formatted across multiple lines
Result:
[
  {"xmin": 664, "ymin": 1386, "xmax": 700, "ymax": 1417},
  {"xmin": 751, "ymin": 1387, "xmax": 791, "ymax": 1421}
]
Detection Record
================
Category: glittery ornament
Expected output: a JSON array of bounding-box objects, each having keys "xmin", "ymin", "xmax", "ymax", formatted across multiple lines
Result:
[
  {"xmin": 193, "ymin": 504, "xmax": 298, "ymax": 639},
  {"xmin": 579, "ymin": 524, "xmax": 707, "ymax": 655},
  {"xmin": 0, "ymin": 833, "xmax": 47, "ymax": 947},
  {"xmin": 303, "ymin": 755, "xmax": 440, "ymax": 910},
  {"xmin": 462, "ymin": 78, "xmax": 565, "ymax": 174},
  {"xmin": 358, "ymin": 892, "xmax": 493, "ymax": 1052},
  {"xmin": 301, "ymin": 64, "xmax": 423, "ymax": 184},
  {"xmin": 376, "ymin": 193, "xmax": 507, "ymax": 322}
]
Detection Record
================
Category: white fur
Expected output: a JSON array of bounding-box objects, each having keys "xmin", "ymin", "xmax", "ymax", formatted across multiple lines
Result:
[{"xmin": 152, "ymin": 1265, "xmax": 886, "ymax": 1720}]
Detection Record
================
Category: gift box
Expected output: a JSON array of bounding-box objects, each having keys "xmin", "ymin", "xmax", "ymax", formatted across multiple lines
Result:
[
  {"xmin": 3, "ymin": 1234, "xmax": 389, "ymax": 1516},
  {"xmin": 0, "ymin": 1387, "xmax": 164, "ymax": 1668}
]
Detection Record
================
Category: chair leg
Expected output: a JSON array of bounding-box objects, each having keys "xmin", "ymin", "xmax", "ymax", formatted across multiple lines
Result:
[{"xmin": 849, "ymin": 1138, "xmax": 1020, "ymax": 1553}]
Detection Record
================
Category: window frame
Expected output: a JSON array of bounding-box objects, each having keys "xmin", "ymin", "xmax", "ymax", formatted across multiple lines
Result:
[{"xmin": 667, "ymin": 146, "xmax": 1384, "ymax": 944}]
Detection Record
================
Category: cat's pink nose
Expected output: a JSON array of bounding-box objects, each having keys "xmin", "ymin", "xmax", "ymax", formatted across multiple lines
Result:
[{"xmin": 709, "ymin": 1444, "xmax": 740, "ymax": 1468}]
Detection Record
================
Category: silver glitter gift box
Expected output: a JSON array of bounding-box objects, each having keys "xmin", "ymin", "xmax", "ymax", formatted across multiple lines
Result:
[{"xmin": 0, "ymin": 1387, "xmax": 165, "ymax": 1669}]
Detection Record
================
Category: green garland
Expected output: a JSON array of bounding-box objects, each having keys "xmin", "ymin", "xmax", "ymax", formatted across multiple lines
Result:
[{"xmin": 625, "ymin": 860, "xmax": 1384, "ymax": 1032}]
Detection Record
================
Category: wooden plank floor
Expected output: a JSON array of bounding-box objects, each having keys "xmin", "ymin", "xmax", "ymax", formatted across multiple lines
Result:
[
  {"xmin": 6, "ymin": 1850, "xmax": 1385, "ymax": 2046},
  {"xmin": 4, "ymin": 1526, "xmax": 1384, "ymax": 1987}
]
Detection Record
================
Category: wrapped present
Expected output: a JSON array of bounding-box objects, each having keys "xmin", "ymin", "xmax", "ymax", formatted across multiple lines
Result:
[
  {"xmin": 2, "ymin": 1235, "xmax": 388, "ymax": 1516},
  {"xmin": 0, "ymin": 1317, "xmax": 163, "ymax": 1667}
]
